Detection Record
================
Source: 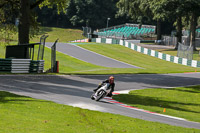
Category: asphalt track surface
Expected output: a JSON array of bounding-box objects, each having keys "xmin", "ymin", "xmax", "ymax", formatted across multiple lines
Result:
[
  {"xmin": 0, "ymin": 74, "xmax": 200, "ymax": 129},
  {"xmin": 45, "ymin": 42, "xmax": 140, "ymax": 68}
]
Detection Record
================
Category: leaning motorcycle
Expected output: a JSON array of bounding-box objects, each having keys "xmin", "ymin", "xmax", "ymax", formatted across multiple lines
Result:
[{"xmin": 91, "ymin": 83, "xmax": 111, "ymax": 101}]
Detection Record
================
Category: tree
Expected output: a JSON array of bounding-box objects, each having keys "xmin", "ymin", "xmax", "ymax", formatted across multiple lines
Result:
[
  {"xmin": 35, "ymin": 6, "xmax": 71, "ymax": 28},
  {"xmin": 149, "ymin": 0, "xmax": 174, "ymax": 40},
  {"xmin": 117, "ymin": 0, "xmax": 200, "ymax": 49},
  {"xmin": 117, "ymin": 0, "xmax": 162, "ymax": 39},
  {"xmin": 185, "ymin": 1, "xmax": 200, "ymax": 50},
  {"xmin": 66, "ymin": 0, "xmax": 120, "ymax": 29},
  {"xmin": 149, "ymin": 0, "xmax": 183, "ymax": 48},
  {"xmin": 0, "ymin": 0, "xmax": 69, "ymax": 45},
  {"xmin": 18, "ymin": 0, "xmax": 30, "ymax": 44},
  {"xmin": 0, "ymin": 1, "xmax": 19, "ymax": 43},
  {"xmin": 149, "ymin": 0, "xmax": 200, "ymax": 50}
]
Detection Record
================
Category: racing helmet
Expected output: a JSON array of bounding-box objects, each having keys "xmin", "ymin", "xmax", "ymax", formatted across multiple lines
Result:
[{"xmin": 109, "ymin": 76, "xmax": 114, "ymax": 83}]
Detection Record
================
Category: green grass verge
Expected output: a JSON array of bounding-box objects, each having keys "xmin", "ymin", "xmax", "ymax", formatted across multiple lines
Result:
[
  {"xmin": 23, "ymin": 44, "xmax": 106, "ymax": 74},
  {"xmin": 113, "ymin": 85, "xmax": 200, "ymax": 123},
  {"xmin": 1, "ymin": 26, "xmax": 200, "ymax": 74},
  {"xmin": 31, "ymin": 27, "xmax": 85, "ymax": 43},
  {"xmin": 0, "ymin": 91, "xmax": 199, "ymax": 133},
  {"xmin": 0, "ymin": 42, "xmax": 6, "ymax": 58},
  {"xmin": 78, "ymin": 43, "xmax": 200, "ymax": 74},
  {"xmin": 0, "ymin": 27, "xmax": 85, "ymax": 44},
  {"xmin": 1, "ymin": 42, "xmax": 200, "ymax": 74}
]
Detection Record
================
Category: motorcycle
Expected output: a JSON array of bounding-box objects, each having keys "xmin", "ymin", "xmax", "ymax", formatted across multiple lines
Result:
[{"xmin": 91, "ymin": 83, "xmax": 111, "ymax": 101}]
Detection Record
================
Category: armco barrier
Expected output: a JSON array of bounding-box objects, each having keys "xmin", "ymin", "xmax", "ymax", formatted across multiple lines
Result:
[
  {"xmin": 11, "ymin": 59, "xmax": 31, "ymax": 73},
  {"xmin": 91, "ymin": 38, "xmax": 200, "ymax": 68},
  {"xmin": 0, "ymin": 59, "xmax": 44, "ymax": 73},
  {"xmin": 0, "ymin": 59, "xmax": 12, "ymax": 72},
  {"xmin": 30, "ymin": 60, "xmax": 44, "ymax": 73}
]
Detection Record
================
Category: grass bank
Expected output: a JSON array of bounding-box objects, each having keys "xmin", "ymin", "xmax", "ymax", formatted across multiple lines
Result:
[
  {"xmin": 0, "ymin": 91, "xmax": 199, "ymax": 133},
  {"xmin": 0, "ymin": 26, "xmax": 200, "ymax": 74},
  {"xmin": 31, "ymin": 27, "xmax": 85, "ymax": 43},
  {"xmin": 0, "ymin": 43, "xmax": 200, "ymax": 74},
  {"xmin": 78, "ymin": 43, "xmax": 200, "ymax": 74},
  {"xmin": 113, "ymin": 85, "xmax": 200, "ymax": 123},
  {"xmin": 0, "ymin": 27, "xmax": 85, "ymax": 44}
]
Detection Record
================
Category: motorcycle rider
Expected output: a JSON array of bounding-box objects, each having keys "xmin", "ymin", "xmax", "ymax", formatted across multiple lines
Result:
[{"xmin": 93, "ymin": 76, "xmax": 115, "ymax": 97}]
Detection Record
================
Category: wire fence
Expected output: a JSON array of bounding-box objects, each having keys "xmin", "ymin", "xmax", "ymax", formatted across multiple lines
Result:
[
  {"xmin": 37, "ymin": 35, "xmax": 48, "ymax": 60},
  {"xmin": 162, "ymin": 36, "xmax": 177, "ymax": 46},
  {"xmin": 177, "ymin": 43, "xmax": 193, "ymax": 60},
  {"xmin": 82, "ymin": 27, "xmax": 92, "ymax": 38},
  {"xmin": 182, "ymin": 36, "xmax": 200, "ymax": 47}
]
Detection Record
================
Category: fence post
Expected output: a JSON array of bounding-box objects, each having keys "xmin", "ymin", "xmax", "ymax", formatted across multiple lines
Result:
[{"xmin": 51, "ymin": 39, "xmax": 59, "ymax": 73}]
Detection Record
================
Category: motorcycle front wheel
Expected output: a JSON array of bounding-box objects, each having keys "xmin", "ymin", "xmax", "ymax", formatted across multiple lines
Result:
[{"xmin": 95, "ymin": 90, "xmax": 106, "ymax": 101}]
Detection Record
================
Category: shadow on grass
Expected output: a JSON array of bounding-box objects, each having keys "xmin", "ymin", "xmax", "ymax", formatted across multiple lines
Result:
[
  {"xmin": 186, "ymin": 86, "xmax": 200, "ymax": 92},
  {"xmin": 166, "ymin": 86, "xmax": 200, "ymax": 93},
  {"xmin": 114, "ymin": 94, "xmax": 200, "ymax": 114},
  {"xmin": 0, "ymin": 91, "xmax": 45, "ymax": 104},
  {"xmin": 37, "ymin": 27, "xmax": 53, "ymax": 36}
]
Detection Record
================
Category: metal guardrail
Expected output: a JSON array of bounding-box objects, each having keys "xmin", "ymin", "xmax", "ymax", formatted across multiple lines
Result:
[
  {"xmin": 2, "ymin": 35, "xmax": 48, "ymax": 73},
  {"xmin": 0, "ymin": 58, "xmax": 44, "ymax": 73},
  {"xmin": 30, "ymin": 60, "xmax": 44, "ymax": 73},
  {"xmin": 0, "ymin": 59, "xmax": 12, "ymax": 72},
  {"xmin": 11, "ymin": 59, "xmax": 31, "ymax": 73}
]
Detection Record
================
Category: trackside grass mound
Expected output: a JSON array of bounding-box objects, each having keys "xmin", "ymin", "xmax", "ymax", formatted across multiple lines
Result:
[
  {"xmin": 113, "ymin": 85, "xmax": 200, "ymax": 123},
  {"xmin": 44, "ymin": 43, "xmax": 200, "ymax": 74},
  {"xmin": 28, "ymin": 42, "xmax": 199, "ymax": 74},
  {"xmin": 78, "ymin": 43, "xmax": 200, "ymax": 73},
  {"xmin": 33, "ymin": 45, "xmax": 105, "ymax": 73},
  {"xmin": 0, "ymin": 43, "xmax": 106, "ymax": 74},
  {"xmin": 1, "ymin": 42, "xmax": 200, "ymax": 74},
  {"xmin": 0, "ymin": 27, "xmax": 85, "ymax": 43},
  {"xmin": 0, "ymin": 91, "xmax": 199, "ymax": 133},
  {"xmin": 31, "ymin": 27, "xmax": 85, "ymax": 43}
]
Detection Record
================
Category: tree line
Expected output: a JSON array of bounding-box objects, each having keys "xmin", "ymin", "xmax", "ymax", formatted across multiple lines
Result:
[
  {"xmin": 0, "ymin": 0, "xmax": 200, "ymax": 49},
  {"xmin": 117, "ymin": 0, "xmax": 200, "ymax": 49},
  {"xmin": 36, "ymin": 0, "xmax": 131, "ymax": 29}
]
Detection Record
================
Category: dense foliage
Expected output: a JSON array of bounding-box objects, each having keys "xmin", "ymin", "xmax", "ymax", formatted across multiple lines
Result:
[
  {"xmin": 0, "ymin": 0, "xmax": 200, "ymax": 47},
  {"xmin": 116, "ymin": 0, "xmax": 200, "ymax": 49},
  {"xmin": 36, "ymin": 0, "xmax": 131, "ymax": 29},
  {"xmin": 0, "ymin": 0, "xmax": 69, "ymax": 44}
]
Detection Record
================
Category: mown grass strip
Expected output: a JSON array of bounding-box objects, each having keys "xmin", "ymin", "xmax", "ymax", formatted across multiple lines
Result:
[
  {"xmin": 79, "ymin": 43, "xmax": 200, "ymax": 73},
  {"xmin": 1, "ymin": 42, "xmax": 200, "ymax": 74},
  {"xmin": 0, "ymin": 27, "xmax": 85, "ymax": 43},
  {"xmin": 0, "ymin": 91, "xmax": 199, "ymax": 133},
  {"xmin": 30, "ymin": 27, "xmax": 85, "ymax": 43},
  {"xmin": 113, "ymin": 85, "xmax": 200, "ymax": 123},
  {"xmin": 0, "ymin": 26, "xmax": 199, "ymax": 74}
]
